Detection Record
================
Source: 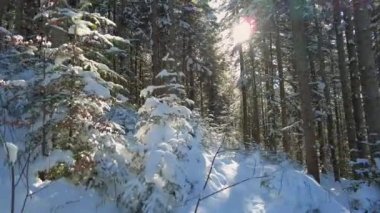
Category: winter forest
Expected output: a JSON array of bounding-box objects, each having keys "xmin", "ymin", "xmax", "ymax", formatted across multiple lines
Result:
[{"xmin": 0, "ymin": 0, "xmax": 379, "ymax": 212}]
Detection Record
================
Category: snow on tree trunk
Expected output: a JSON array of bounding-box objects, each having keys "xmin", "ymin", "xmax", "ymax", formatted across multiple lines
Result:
[{"xmin": 4, "ymin": 142, "xmax": 18, "ymax": 164}]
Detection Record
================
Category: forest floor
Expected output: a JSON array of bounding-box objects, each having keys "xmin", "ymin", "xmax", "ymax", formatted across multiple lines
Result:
[
  {"xmin": 178, "ymin": 150, "xmax": 379, "ymax": 213},
  {"xmin": 1, "ymin": 147, "xmax": 379, "ymax": 212}
]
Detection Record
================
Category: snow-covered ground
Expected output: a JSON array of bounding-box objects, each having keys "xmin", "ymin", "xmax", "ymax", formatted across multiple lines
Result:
[
  {"xmin": 321, "ymin": 175, "xmax": 380, "ymax": 212},
  {"xmin": 1, "ymin": 148, "xmax": 379, "ymax": 212},
  {"xmin": 178, "ymin": 151, "xmax": 347, "ymax": 213},
  {"xmin": 0, "ymin": 174, "xmax": 118, "ymax": 213}
]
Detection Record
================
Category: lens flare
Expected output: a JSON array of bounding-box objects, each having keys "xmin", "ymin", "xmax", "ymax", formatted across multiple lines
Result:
[{"xmin": 232, "ymin": 20, "xmax": 252, "ymax": 44}]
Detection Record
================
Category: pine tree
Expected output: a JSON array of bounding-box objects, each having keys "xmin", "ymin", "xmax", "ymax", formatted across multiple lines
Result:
[
  {"xmin": 333, "ymin": 0, "xmax": 359, "ymax": 176},
  {"xmin": 118, "ymin": 69, "xmax": 205, "ymax": 212},
  {"xmin": 289, "ymin": 0, "xmax": 320, "ymax": 182},
  {"xmin": 353, "ymin": 0, "xmax": 380, "ymax": 178}
]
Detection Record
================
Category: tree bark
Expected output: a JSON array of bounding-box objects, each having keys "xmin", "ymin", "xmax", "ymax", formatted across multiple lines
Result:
[
  {"xmin": 200, "ymin": 76, "xmax": 204, "ymax": 117},
  {"xmin": 311, "ymin": 0, "xmax": 340, "ymax": 180},
  {"xmin": 0, "ymin": 0, "xmax": 9, "ymax": 26},
  {"xmin": 289, "ymin": 0, "xmax": 320, "ymax": 182},
  {"xmin": 333, "ymin": 78, "xmax": 347, "ymax": 177},
  {"xmin": 151, "ymin": 0, "xmax": 161, "ymax": 85},
  {"xmin": 269, "ymin": 32, "xmax": 278, "ymax": 152},
  {"xmin": 116, "ymin": 0, "xmax": 127, "ymax": 36},
  {"xmin": 333, "ymin": 0, "xmax": 359, "ymax": 176},
  {"xmin": 308, "ymin": 50, "xmax": 326, "ymax": 173},
  {"xmin": 262, "ymin": 35, "xmax": 276, "ymax": 151},
  {"xmin": 15, "ymin": 0, "xmax": 24, "ymax": 34},
  {"xmin": 353, "ymin": 0, "xmax": 380, "ymax": 171},
  {"xmin": 343, "ymin": 0, "xmax": 368, "ymax": 160},
  {"xmin": 371, "ymin": 2, "xmax": 380, "ymax": 85},
  {"xmin": 249, "ymin": 44, "xmax": 261, "ymax": 145},
  {"xmin": 274, "ymin": 21, "xmax": 290, "ymax": 153},
  {"xmin": 238, "ymin": 44, "xmax": 249, "ymax": 149}
]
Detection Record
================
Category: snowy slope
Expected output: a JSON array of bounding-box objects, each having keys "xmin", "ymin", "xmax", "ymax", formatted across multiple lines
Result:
[
  {"xmin": 2, "ymin": 147, "xmax": 379, "ymax": 212},
  {"xmin": 178, "ymin": 151, "xmax": 349, "ymax": 213}
]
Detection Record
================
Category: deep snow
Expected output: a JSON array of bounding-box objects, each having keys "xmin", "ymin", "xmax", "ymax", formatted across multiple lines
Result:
[
  {"xmin": 178, "ymin": 151, "xmax": 348, "ymax": 213},
  {"xmin": 1, "ymin": 147, "xmax": 379, "ymax": 212}
]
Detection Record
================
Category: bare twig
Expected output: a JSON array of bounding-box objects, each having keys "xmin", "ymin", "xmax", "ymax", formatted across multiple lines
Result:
[
  {"xmin": 20, "ymin": 148, "xmax": 31, "ymax": 213},
  {"xmin": 194, "ymin": 133, "xmax": 226, "ymax": 213},
  {"xmin": 15, "ymin": 153, "xmax": 30, "ymax": 187},
  {"xmin": 252, "ymin": 158, "xmax": 257, "ymax": 176},
  {"xmin": 1, "ymin": 134, "xmax": 16, "ymax": 213},
  {"xmin": 176, "ymin": 173, "xmax": 272, "ymax": 210},
  {"xmin": 277, "ymin": 170, "xmax": 285, "ymax": 195},
  {"xmin": 218, "ymin": 148, "xmax": 241, "ymax": 154},
  {"xmin": 23, "ymin": 183, "xmax": 52, "ymax": 199},
  {"xmin": 200, "ymin": 174, "xmax": 270, "ymax": 201},
  {"xmin": 11, "ymin": 165, "xmax": 15, "ymax": 213},
  {"xmin": 52, "ymin": 199, "xmax": 80, "ymax": 213},
  {"xmin": 202, "ymin": 145, "xmax": 222, "ymax": 191}
]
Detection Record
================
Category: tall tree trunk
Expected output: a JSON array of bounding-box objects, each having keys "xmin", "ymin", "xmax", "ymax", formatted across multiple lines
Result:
[
  {"xmin": 182, "ymin": 35, "xmax": 187, "ymax": 94},
  {"xmin": 15, "ymin": 0, "xmax": 24, "ymax": 34},
  {"xmin": 186, "ymin": 37, "xmax": 195, "ymax": 101},
  {"xmin": 134, "ymin": 47, "xmax": 139, "ymax": 103},
  {"xmin": 353, "ymin": 0, "xmax": 380, "ymax": 171},
  {"xmin": 309, "ymin": 50, "xmax": 326, "ymax": 173},
  {"xmin": 249, "ymin": 44, "xmax": 261, "ymax": 145},
  {"xmin": 290, "ymin": 0, "xmax": 320, "ymax": 182},
  {"xmin": 375, "ymin": 29, "xmax": 380, "ymax": 85},
  {"xmin": 139, "ymin": 58, "xmax": 143, "ymax": 105},
  {"xmin": 343, "ymin": 1, "xmax": 368, "ymax": 160},
  {"xmin": 116, "ymin": 0, "xmax": 127, "ymax": 36},
  {"xmin": 41, "ymin": 47, "xmax": 49, "ymax": 156},
  {"xmin": 260, "ymin": 74, "xmax": 267, "ymax": 143},
  {"xmin": 200, "ymin": 77, "xmax": 204, "ymax": 117},
  {"xmin": 269, "ymin": 32, "xmax": 278, "ymax": 152},
  {"xmin": 274, "ymin": 22, "xmax": 290, "ymax": 153},
  {"xmin": 371, "ymin": 2, "xmax": 380, "ymax": 84},
  {"xmin": 297, "ymin": 130, "xmax": 304, "ymax": 164},
  {"xmin": 333, "ymin": 79, "xmax": 347, "ymax": 177},
  {"xmin": 333, "ymin": 0, "xmax": 359, "ymax": 176},
  {"xmin": 312, "ymin": 0, "xmax": 340, "ymax": 180},
  {"xmin": 188, "ymin": 69, "xmax": 195, "ymax": 101},
  {"xmin": 0, "ymin": 0, "xmax": 8, "ymax": 25},
  {"xmin": 238, "ymin": 44, "xmax": 249, "ymax": 149},
  {"xmin": 262, "ymin": 36, "xmax": 276, "ymax": 151},
  {"xmin": 151, "ymin": 0, "xmax": 161, "ymax": 85}
]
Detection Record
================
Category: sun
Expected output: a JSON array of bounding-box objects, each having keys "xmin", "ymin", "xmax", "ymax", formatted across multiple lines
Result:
[{"xmin": 232, "ymin": 18, "xmax": 254, "ymax": 44}]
